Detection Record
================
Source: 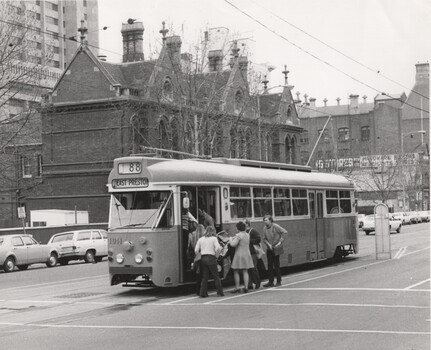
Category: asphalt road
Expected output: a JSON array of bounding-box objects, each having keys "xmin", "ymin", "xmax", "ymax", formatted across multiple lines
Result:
[{"xmin": 0, "ymin": 223, "xmax": 429, "ymax": 350}]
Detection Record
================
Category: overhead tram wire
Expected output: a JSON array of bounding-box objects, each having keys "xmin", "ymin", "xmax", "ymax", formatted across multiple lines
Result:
[
  {"xmin": 248, "ymin": 0, "xmax": 428, "ymax": 101},
  {"xmin": 222, "ymin": 0, "xmax": 429, "ymax": 114},
  {"xmin": 3, "ymin": 14, "xmax": 427, "ymax": 114}
]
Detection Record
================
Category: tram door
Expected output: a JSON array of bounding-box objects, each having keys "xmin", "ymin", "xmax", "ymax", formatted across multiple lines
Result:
[
  {"xmin": 197, "ymin": 187, "xmax": 221, "ymax": 231},
  {"xmin": 315, "ymin": 191, "xmax": 326, "ymax": 259},
  {"xmin": 310, "ymin": 191, "xmax": 325, "ymax": 260}
]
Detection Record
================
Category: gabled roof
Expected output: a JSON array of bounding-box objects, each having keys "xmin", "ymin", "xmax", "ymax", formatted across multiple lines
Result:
[
  {"xmin": 100, "ymin": 60, "xmax": 156, "ymax": 88},
  {"xmin": 259, "ymin": 93, "xmax": 282, "ymax": 116}
]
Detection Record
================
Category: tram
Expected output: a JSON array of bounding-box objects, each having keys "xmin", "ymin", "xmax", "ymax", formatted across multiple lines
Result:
[{"xmin": 107, "ymin": 156, "xmax": 358, "ymax": 287}]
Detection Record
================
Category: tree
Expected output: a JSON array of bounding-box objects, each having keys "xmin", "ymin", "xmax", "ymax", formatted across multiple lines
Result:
[{"xmin": 0, "ymin": 2, "xmax": 56, "ymax": 227}]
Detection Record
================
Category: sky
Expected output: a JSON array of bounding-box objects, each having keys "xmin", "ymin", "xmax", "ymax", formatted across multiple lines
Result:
[{"xmin": 97, "ymin": 0, "xmax": 430, "ymax": 107}]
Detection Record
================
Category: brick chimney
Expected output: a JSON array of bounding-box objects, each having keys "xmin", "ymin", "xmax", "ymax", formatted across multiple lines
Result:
[
  {"xmin": 166, "ymin": 36, "xmax": 182, "ymax": 71},
  {"xmin": 349, "ymin": 94, "xmax": 359, "ymax": 113},
  {"xmin": 238, "ymin": 56, "xmax": 248, "ymax": 76},
  {"xmin": 121, "ymin": 19, "xmax": 144, "ymax": 63},
  {"xmin": 415, "ymin": 62, "xmax": 429, "ymax": 84},
  {"xmin": 208, "ymin": 50, "xmax": 223, "ymax": 72}
]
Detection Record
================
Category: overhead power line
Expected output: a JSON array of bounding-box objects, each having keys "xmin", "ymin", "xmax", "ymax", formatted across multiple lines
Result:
[
  {"xmin": 222, "ymin": 0, "xmax": 429, "ymax": 114},
  {"xmin": 248, "ymin": 0, "xmax": 428, "ymax": 101}
]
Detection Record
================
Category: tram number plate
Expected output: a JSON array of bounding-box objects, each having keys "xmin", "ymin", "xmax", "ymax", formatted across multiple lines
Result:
[
  {"xmin": 118, "ymin": 162, "xmax": 142, "ymax": 174},
  {"xmin": 112, "ymin": 177, "xmax": 149, "ymax": 189},
  {"xmin": 109, "ymin": 237, "xmax": 123, "ymax": 245}
]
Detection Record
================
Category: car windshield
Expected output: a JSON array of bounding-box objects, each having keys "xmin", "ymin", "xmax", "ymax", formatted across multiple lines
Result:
[{"xmin": 110, "ymin": 190, "xmax": 174, "ymax": 229}]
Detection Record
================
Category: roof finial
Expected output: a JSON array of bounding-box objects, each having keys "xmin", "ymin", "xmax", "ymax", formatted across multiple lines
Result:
[
  {"xmin": 282, "ymin": 65, "xmax": 290, "ymax": 86},
  {"xmin": 159, "ymin": 21, "xmax": 169, "ymax": 44},
  {"xmin": 78, "ymin": 20, "xmax": 88, "ymax": 44},
  {"xmin": 262, "ymin": 75, "xmax": 269, "ymax": 94}
]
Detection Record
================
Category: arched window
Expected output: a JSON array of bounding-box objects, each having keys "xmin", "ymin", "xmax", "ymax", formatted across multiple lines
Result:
[
  {"xmin": 291, "ymin": 136, "xmax": 297, "ymax": 164},
  {"xmin": 285, "ymin": 135, "xmax": 292, "ymax": 164},
  {"xmin": 286, "ymin": 106, "xmax": 293, "ymax": 123},
  {"xmin": 162, "ymin": 78, "xmax": 173, "ymax": 101},
  {"xmin": 234, "ymin": 90, "xmax": 244, "ymax": 114},
  {"xmin": 244, "ymin": 128, "xmax": 252, "ymax": 159},
  {"xmin": 230, "ymin": 128, "xmax": 239, "ymax": 158},
  {"xmin": 185, "ymin": 122, "xmax": 194, "ymax": 155},
  {"xmin": 158, "ymin": 118, "xmax": 170, "ymax": 157},
  {"xmin": 263, "ymin": 133, "xmax": 272, "ymax": 161},
  {"xmin": 170, "ymin": 118, "xmax": 180, "ymax": 158}
]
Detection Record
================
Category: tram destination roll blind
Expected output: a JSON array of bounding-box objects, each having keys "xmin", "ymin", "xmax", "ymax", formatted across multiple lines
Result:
[{"xmin": 112, "ymin": 177, "xmax": 149, "ymax": 189}]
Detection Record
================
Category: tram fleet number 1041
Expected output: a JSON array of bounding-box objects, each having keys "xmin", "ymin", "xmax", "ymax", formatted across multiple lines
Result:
[{"xmin": 107, "ymin": 156, "xmax": 358, "ymax": 287}]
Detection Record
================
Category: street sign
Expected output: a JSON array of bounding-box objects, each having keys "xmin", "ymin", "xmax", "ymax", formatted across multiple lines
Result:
[
  {"xmin": 374, "ymin": 203, "xmax": 391, "ymax": 259},
  {"xmin": 17, "ymin": 207, "xmax": 26, "ymax": 219}
]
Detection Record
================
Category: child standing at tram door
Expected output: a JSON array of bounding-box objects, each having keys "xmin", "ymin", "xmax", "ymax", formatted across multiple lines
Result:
[
  {"xmin": 188, "ymin": 224, "xmax": 205, "ymax": 295},
  {"xmin": 194, "ymin": 226, "xmax": 224, "ymax": 298},
  {"xmin": 262, "ymin": 215, "xmax": 287, "ymax": 287},
  {"xmin": 182, "ymin": 208, "xmax": 198, "ymax": 272}
]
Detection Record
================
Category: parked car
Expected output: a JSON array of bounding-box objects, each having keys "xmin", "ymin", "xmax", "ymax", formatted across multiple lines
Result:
[
  {"xmin": 357, "ymin": 214, "xmax": 366, "ymax": 228},
  {"xmin": 0, "ymin": 234, "xmax": 58, "ymax": 273},
  {"xmin": 410, "ymin": 211, "xmax": 422, "ymax": 224},
  {"xmin": 391, "ymin": 212, "xmax": 405, "ymax": 224},
  {"xmin": 362, "ymin": 215, "xmax": 402, "ymax": 235},
  {"xmin": 402, "ymin": 212, "xmax": 414, "ymax": 225},
  {"xmin": 47, "ymin": 229, "xmax": 108, "ymax": 265},
  {"xmin": 419, "ymin": 211, "xmax": 430, "ymax": 222}
]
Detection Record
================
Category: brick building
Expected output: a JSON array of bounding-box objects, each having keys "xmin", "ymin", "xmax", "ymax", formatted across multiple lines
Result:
[
  {"xmin": 21, "ymin": 20, "xmax": 302, "ymax": 225},
  {"xmin": 298, "ymin": 63, "xmax": 430, "ymax": 213}
]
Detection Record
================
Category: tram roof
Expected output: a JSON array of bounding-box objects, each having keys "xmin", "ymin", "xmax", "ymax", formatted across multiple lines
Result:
[{"xmin": 111, "ymin": 157, "xmax": 355, "ymax": 190}]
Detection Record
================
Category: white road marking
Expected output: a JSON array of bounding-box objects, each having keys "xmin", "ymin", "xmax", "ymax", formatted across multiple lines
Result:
[
  {"xmin": 0, "ymin": 275, "xmax": 108, "ymax": 292},
  {"xmin": 393, "ymin": 247, "xmax": 407, "ymax": 259},
  {"xmin": 405, "ymin": 278, "xmax": 431, "ymax": 290},
  {"xmin": 0, "ymin": 322, "xmax": 429, "ymax": 335}
]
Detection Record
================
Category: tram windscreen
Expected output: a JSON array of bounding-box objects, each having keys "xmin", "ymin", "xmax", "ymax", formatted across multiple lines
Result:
[{"xmin": 110, "ymin": 191, "xmax": 173, "ymax": 229}]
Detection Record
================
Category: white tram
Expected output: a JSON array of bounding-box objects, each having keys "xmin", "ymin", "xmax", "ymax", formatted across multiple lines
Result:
[{"xmin": 107, "ymin": 156, "xmax": 358, "ymax": 287}]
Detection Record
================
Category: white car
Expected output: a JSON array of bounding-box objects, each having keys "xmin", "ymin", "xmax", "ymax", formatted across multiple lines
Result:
[
  {"xmin": 362, "ymin": 215, "xmax": 402, "ymax": 235},
  {"xmin": 419, "ymin": 211, "xmax": 430, "ymax": 222},
  {"xmin": 47, "ymin": 229, "xmax": 108, "ymax": 265},
  {"xmin": 0, "ymin": 234, "xmax": 58, "ymax": 272},
  {"xmin": 391, "ymin": 212, "xmax": 405, "ymax": 224}
]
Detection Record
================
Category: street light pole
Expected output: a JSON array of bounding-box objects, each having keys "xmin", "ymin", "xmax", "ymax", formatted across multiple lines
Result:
[{"xmin": 400, "ymin": 130, "xmax": 426, "ymax": 211}]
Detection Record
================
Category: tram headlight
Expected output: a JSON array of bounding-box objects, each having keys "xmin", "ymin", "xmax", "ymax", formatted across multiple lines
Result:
[
  {"xmin": 135, "ymin": 254, "xmax": 144, "ymax": 264},
  {"xmin": 116, "ymin": 253, "xmax": 125, "ymax": 264},
  {"xmin": 146, "ymin": 248, "xmax": 153, "ymax": 256}
]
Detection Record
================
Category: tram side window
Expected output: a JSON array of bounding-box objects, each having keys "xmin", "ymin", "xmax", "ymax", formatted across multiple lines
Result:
[
  {"xmin": 326, "ymin": 190, "xmax": 340, "ymax": 214},
  {"xmin": 326, "ymin": 190, "xmax": 352, "ymax": 214},
  {"xmin": 230, "ymin": 186, "xmax": 252, "ymax": 219},
  {"xmin": 274, "ymin": 188, "xmax": 291, "ymax": 217},
  {"xmin": 292, "ymin": 189, "xmax": 308, "ymax": 216},
  {"xmin": 253, "ymin": 187, "xmax": 272, "ymax": 217},
  {"xmin": 339, "ymin": 190, "xmax": 352, "ymax": 213}
]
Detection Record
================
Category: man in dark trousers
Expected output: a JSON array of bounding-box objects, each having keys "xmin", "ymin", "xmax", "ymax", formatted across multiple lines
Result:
[{"xmin": 244, "ymin": 218, "xmax": 263, "ymax": 289}]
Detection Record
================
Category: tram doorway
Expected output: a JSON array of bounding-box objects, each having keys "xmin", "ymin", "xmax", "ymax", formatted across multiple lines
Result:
[{"xmin": 309, "ymin": 190, "xmax": 326, "ymax": 260}]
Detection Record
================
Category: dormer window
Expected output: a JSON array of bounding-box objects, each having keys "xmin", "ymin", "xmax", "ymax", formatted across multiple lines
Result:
[
  {"xmin": 234, "ymin": 90, "xmax": 244, "ymax": 114},
  {"xmin": 162, "ymin": 78, "xmax": 173, "ymax": 101},
  {"xmin": 286, "ymin": 106, "xmax": 293, "ymax": 123}
]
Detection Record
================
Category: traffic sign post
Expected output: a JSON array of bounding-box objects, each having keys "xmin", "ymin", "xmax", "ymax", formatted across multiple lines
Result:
[
  {"xmin": 374, "ymin": 203, "xmax": 391, "ymax": 259},
  {"xmin": 17, "ymin": 206, "xmax": 27, "ymax": 235}
]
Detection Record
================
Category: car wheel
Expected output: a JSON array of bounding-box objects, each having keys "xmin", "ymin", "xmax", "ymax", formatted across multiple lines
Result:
[
  {"xmin": 18, "ymin": 264, "xmax": 29, "ymax": 271},
  {"xmin": 46, "ymin": 253, "xmax": 58, "ymax": 267},
  {"xmin": 396, "ymin": 225, "xmax": 401, "ymax": 233},
  {"xmin": 84, "ymin": 250, "xmax": 95, "ymax": 263},
  {"xmin": 3, "ymin": 256, "xmax": 16, "ymax": 272},
  {"xmin": 364, "ymin": 231, "xmax": 370, "ymax": 235}
]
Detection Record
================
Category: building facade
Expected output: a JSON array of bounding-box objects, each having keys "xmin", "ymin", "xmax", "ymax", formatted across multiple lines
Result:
[
  {"xmin": 20, "ymin": 20, "xmax": 302, "ymax": 225},
  {"xmin": 298, "ymin": 63, "xmax": 430, "ymax": 213},
  {"xmin": 0, "ymin": 0, "xmax": 99, "ymax": 228}
]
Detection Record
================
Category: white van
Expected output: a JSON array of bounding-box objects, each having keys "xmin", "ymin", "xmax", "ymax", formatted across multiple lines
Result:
[{"xmin": 47, "ymin": 229, "xmax": 107, "ymax": 265}]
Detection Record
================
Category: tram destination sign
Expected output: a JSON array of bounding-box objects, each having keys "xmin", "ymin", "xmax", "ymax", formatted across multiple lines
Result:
[{"xmin": 112, "ymin": 177, "xmax": 149, "ymax": 189}]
